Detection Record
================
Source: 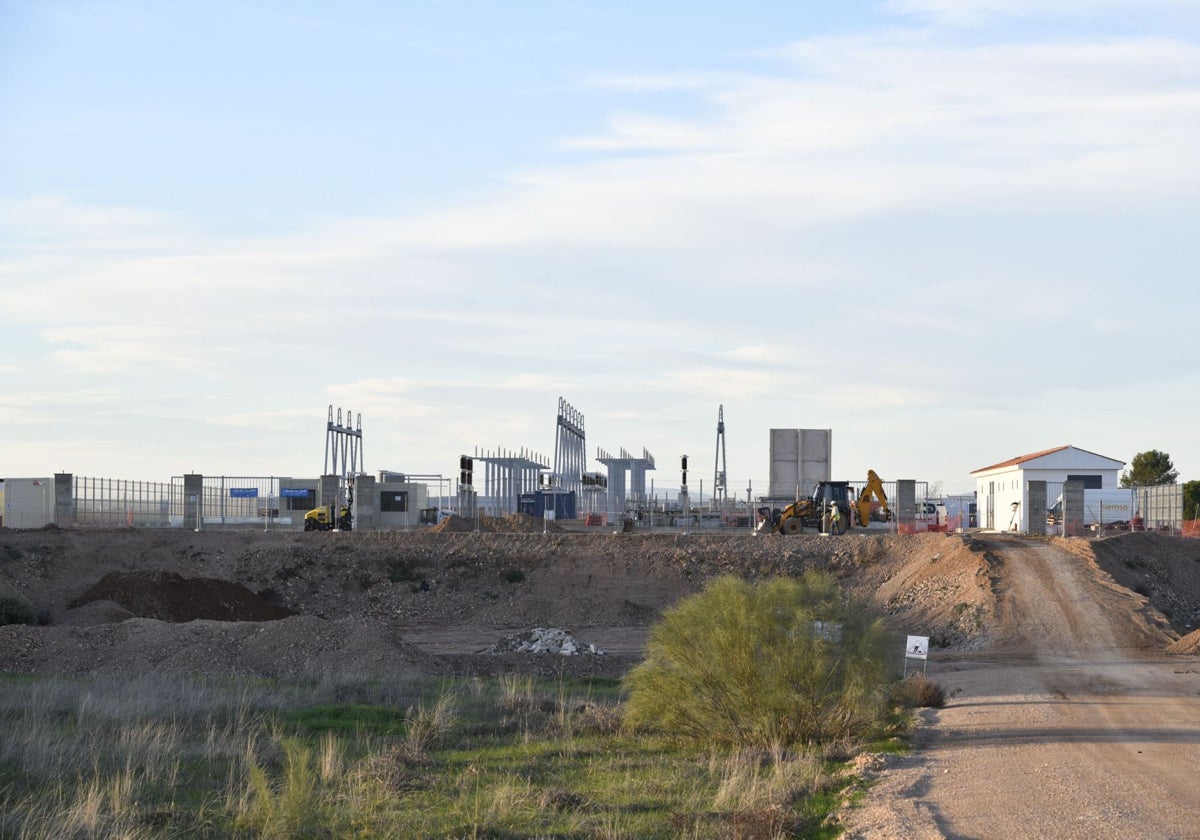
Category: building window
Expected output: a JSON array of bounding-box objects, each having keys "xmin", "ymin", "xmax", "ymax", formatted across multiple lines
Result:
[
  {"xmin": 283, "ymin": 489, "xmax": 316, "ymax": 511},
  {"xmin": 1065, "ymin": 474, "xmax": 1102, "ymax": 489},
  {"xmin": 380, "ymin": 491, "xmax": 408, "ymax": 512}
]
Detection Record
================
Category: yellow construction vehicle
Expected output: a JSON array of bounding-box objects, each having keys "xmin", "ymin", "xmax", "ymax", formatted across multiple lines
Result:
[
  {"xmin": 856, "ymin": 469, "xmax": 892, "ymax": 526},
  {"xmin": 303, "ymin": 504, "xmax": 352, "ymax": 531},
  {"xmin": 758, "ymin": 470, "xmax": 891, "ymax": 536}
]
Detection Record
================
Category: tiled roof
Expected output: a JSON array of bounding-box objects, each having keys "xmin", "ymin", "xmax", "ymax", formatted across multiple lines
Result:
[{"xmin": 970, "ymin": 445, "xmax": 1122, "ymax": 475}]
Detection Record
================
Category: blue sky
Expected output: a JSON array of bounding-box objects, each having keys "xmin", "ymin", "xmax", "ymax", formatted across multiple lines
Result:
[{"xmin": 3, "ymin": 0, "xmax": 1199, "ymax": 496}]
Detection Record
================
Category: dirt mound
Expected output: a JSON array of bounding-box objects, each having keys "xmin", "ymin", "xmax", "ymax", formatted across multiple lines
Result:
[
  {"xmin": 1085, "ymin": 532, "xmax": 1200, "ymax": 634},
  {"xmin": 0, "ymin": 616, "xmax": 445, "ymax": 678},
  {"xmin": 67, "ymin": 571, "xmax": 293, "ymax": 622},
  {"xmin": 3, "ymin": 527, "xmax": 1196, "ymax": 679},
  {"xmin": 431, "ymin": 513, "xmax": 564, "ymax": 534},
  {"xmin": 1165, "ymin": 629, "xmax": 1200, "ymax": 655},
  {"xmin": 859, "ymin": 534, "xmax": 997, "ymax": 649}
]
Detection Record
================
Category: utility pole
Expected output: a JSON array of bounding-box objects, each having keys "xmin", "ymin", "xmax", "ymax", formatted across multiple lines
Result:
[{"xmin": 713, "ymin": 404, "xmax": 728, "ymax": 514}]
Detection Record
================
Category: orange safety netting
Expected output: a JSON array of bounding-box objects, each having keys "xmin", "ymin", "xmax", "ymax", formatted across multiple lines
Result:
[
  {"xmin": 1183, "ymin": 519, "xmax": 1200, "ymax": 538},
  {"xmin": 896, "ymin": 521, "xmax": 948, "ymax": 535}
]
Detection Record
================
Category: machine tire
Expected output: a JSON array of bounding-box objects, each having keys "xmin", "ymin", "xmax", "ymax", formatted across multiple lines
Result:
[
  {"xmin": 781, "ymin": 518, "xmax": 803, "ymax": 536},
  {"xmin": 304, "ymin": 519, "xmax": 317, "ymax": 532}
]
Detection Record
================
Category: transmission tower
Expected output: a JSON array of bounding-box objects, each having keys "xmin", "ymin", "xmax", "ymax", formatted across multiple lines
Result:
[{"xmin": 713, "ymin": 404, "xmax": 728, "ymax": 509}]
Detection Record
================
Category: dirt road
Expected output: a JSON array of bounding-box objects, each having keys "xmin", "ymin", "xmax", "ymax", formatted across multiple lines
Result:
[
  {"xmin": 844, "ymin": 536, "xmax": 1200, "ymax": 839},
  {"xmin": 4, "ymin": 525, "xmax": 1200, "ymax": 836}
]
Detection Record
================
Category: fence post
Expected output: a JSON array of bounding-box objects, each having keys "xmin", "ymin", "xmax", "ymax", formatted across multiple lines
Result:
[
  {"xmin": 53, "ymin": 473, "xmax": 73, "ymax": 528},
  {"xmin": 184, "ymin": 474, "xmax": 204, "ymax": 531}
]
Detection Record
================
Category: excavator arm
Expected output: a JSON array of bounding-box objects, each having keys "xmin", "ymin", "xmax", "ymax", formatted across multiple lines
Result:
[{"xmin": 857, "ymin": 469, "xmax": 892, "ymax": 525}]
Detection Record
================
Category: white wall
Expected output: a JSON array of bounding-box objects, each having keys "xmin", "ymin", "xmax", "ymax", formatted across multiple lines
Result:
[
  {"xmin": 974, "ymin": 466, "xmax": 1122, "ymax": 531},
  {"xmin": 976, "ymin": 470, "xmax": 1026, "ymax": 531},
  {"xmin": 1, "ymin": 478, "xmax": 53, "ymax": 528}
]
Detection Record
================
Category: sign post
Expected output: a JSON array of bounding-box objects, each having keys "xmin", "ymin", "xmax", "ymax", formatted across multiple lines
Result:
[{"xmin": 903, "ymin": 634, "xmax": 930, "ymax": 677}]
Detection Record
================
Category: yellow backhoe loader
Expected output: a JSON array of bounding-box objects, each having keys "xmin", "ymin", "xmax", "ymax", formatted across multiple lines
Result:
[{"xmin": 758, "ymin": 470, "xmax": 892, "ymax": 536}]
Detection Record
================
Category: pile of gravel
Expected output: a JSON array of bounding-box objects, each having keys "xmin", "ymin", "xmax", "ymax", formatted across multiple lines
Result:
[{"xmin": 483, "ymin": 627, "xmax": 606, "ymax": 655}]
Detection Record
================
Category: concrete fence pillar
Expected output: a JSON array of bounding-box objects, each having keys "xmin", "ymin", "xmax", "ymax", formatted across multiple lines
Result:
[
  {"xmin": 1027, "ymin": 481, "xmax": 1047, "ymax": 536},
  {"xmin": 319, "ymin": 475, "xmax": 341, "ymax": 509},
  {"xmin": 183, "ymin": 474, "xmax": 203, "ymax": 530},
  {"xmin": 353, "ymin": 474, "xmax": 376, "ymax": 531},
  {"xmin": 53, "ymin": 473, "xmax": 73, "ymax": 528},
  {"xmin": 896, "ymin": 480, "xmax": 916, "ymax": 531}
]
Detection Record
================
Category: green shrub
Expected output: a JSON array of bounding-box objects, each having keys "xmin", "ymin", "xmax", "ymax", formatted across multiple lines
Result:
[
  {"xmin": 623, "ymin": 573, "xmax": 893, "ymax": 748},
  {"xmin": 0, "ymin": 596, "xmax": 45, "ymax": 627}
]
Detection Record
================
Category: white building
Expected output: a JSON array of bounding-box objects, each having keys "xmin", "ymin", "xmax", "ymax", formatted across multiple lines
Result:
[{"xmin": 971, "ymin": 445, "xmax": 1124, "ymax": 532}]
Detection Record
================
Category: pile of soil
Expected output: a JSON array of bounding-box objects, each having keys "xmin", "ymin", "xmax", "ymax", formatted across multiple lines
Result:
[
  {"xmin": 66, "ymin": 571, "xmax": 293, "ymax": 622},
  {"xmin": 1, "ymin": 527, "xmax": 1196, "ymax": 679},
  {"xmin": 1084, "ymin": 532, "xmax": 1200, "ymax": 633},
  {"xmin": 431, "ymin": 513, "xmax": 565, "ymax": 534},
  {"xmin": 0, "ymin": 616, "xmax": 445, "ymax": 679},
  {"xmin": 1165, "ymin": 629, "xmax": 1200, "ymax": 655}
]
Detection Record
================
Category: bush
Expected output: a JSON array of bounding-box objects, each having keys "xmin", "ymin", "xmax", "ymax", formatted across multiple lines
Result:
[
  {"xmin": 623, "ymin": 573, "xmax": 893, "ymax": 748},
  {"xmin": 890, "ymin": 674, "xmax": 946, "ymax": 708},
  {"xmin": 0, "ymin": 596, "xmax": 46, "ymax": 627}
]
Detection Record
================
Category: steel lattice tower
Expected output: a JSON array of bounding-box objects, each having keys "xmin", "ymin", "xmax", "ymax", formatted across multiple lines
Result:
[{"xmin": 713, "ymin": 404, "xmax": 728, "ymax": 507}]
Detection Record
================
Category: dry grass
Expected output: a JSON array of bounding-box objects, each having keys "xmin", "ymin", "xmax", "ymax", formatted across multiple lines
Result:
[
  {"xmin": 890, "ymin": 673, "xmax": 947, "ymax": 708},
  {"xmin": 0, "ymin": 672, "xmax": 866, "ymax": 839}
]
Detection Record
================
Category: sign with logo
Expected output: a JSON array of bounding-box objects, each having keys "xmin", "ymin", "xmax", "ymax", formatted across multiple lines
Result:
[
  {"xmin": 280, "ymin": 488, "xmax": 310, "ymax": 498},
  {"xmin": 229, "ymin": 487, "xmax": 259, "ymax": 498},
  {"xmin": 905, "ymin": 635, "xmax": 929, "ymax": 660}
]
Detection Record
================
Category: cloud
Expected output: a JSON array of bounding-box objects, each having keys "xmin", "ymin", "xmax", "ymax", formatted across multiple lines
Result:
[
  {"xmin": 3, "ymin": 16, "xmax": 1199, "ymax": 485},
  {"xmin": 882, "ymin": 0, "xmax": 1191, "ymax": 27}
]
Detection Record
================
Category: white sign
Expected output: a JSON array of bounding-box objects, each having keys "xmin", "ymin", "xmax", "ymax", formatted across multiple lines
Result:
[{"xmin": 905, "ymin": 635, "xmax": 929, "ymax": 660}]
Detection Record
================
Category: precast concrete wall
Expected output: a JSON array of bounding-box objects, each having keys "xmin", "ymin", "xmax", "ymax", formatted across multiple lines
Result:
[{"xmin": 768, "ymin": 429, "xmax": 831, "ymax": 499}]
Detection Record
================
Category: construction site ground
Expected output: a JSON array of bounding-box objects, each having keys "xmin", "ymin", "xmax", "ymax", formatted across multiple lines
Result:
[{"xmin": 2, "ymin": 519, "xmax": 1200, "ymax": 837}]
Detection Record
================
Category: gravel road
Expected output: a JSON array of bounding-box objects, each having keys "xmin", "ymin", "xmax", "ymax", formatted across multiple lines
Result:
[{"xmin": 843, "ymin": 536, "xmax": 1200, "ymax": 839}]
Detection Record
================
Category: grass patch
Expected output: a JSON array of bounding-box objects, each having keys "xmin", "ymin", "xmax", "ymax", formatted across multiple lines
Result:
[
  {"xmin": 282, "ymin": 703, "xmax": 408, "ymax": 737},
  {"xmin": 0, "ymin": 671, "xmax": 873, "ymax": 839}
]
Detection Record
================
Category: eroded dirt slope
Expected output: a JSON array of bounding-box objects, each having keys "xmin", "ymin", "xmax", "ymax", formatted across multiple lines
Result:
[{"xmin": 0, "ymin": 526, "xmax": 1193, "ymax": 678}]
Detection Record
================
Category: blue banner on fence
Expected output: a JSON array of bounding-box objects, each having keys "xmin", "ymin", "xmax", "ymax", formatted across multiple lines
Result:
[
  {"xmin": 280, "ymin": 488, "xmax": 310, "ymax": 498},
  {"xmin": 229, "ymin": 487, "xmax": 259, "ymax": 498}
]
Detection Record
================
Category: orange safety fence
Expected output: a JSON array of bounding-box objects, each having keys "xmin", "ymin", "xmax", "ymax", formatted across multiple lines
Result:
[
  {"xmin": 896, "ymin": 520, "xmax": 950, "ymax": 534},
  {"xmin": 1184, "ymin": 519, "xmax": 1200, "ymax": 538}
]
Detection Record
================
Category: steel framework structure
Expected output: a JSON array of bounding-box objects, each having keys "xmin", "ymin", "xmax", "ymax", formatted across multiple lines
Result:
[
  {"xmin": 713, "ymin": 404, "xmax": 728, "ymax": 507},
  {"xmin": 324, "ymin": 405, "xmax": 363, "ymax": 478},
  {"xmin": 552, "ymin": 397, "xmax": 586, "ymax": 495}
]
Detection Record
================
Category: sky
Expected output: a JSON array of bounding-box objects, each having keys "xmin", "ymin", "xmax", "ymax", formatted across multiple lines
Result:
[{"xmin": 2, "ymin": 0, "xmax": 1199, "ymax": 497}]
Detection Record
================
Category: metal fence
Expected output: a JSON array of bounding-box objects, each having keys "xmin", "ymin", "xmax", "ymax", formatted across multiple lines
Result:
[
  {"xmin": 70, "ymin": 476, "xmax": 307, "ymax": 529},
  {"xmin": 73, "ymin": 476, "xmax": 180, "ymax": 528},
  {"xmin": 189, "ymin": 476, "xmax": 304, "ymax": 528},
  {"xmin": 1042, "ymin": 482, "xmax": 1184, "ymax": 537}
]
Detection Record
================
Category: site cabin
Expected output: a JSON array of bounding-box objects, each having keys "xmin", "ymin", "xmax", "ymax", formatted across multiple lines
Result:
[{"xmin": 970, "ymin": 445, "xmax": 1124, "ymax": 533}]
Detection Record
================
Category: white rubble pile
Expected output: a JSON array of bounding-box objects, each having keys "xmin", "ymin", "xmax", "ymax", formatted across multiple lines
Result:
[{"xmin": 484, "ymin": 627, "xmax": 606, "ymax": 656}]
